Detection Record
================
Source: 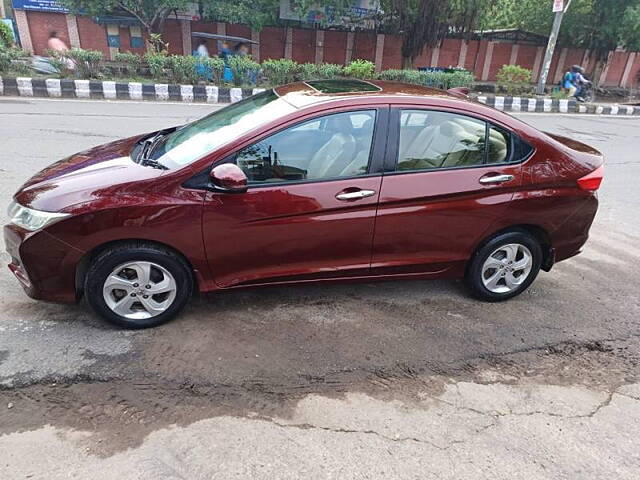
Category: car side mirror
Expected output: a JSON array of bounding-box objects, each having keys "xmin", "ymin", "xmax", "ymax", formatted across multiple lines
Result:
[{"xmin": 210, "ymin": 164, "xmax": 248, "ymax": 193}]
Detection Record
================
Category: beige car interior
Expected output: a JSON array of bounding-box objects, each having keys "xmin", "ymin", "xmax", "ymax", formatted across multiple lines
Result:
[
  {"xmin": 239, "ymin": 111, "xmax": 376, "ymax": 183},
  {"xmin": 238, "ymin": 110, "xmax": 510, "ymax": 184},
  {"xmin": 398, "ymin": 112, "xmax": 509, "ymax": 171}
]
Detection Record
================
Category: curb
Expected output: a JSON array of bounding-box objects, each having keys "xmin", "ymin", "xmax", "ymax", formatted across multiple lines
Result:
[
  {"xmin": 477, "ymin": 95, "xmax": 640, "ymax": 115},
  {"xmin": 2, "ymin": 77, "xmax": 639, "ymax": 114},
  {"xmin": 0, "ymin": 77, "xmax": 264, "ymax": 104}
]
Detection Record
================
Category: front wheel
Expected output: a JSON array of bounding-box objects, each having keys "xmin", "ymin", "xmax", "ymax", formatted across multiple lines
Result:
[
  {"xmin": 465, "ymin": 231, "xmax": 542, "ymax": 302},
  {"xmin": 85, "ymin": 243, "xmax": 193, "ymax": 328}
]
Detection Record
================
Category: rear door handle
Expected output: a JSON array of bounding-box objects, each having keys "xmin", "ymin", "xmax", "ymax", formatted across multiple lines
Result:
[
  {"xmin": 479, "ymin": 174, "xmax": 515, "ymax": 185},
  {"xmin": 335, "ymin": 189, "xmax": 376, "ymax": 201}
]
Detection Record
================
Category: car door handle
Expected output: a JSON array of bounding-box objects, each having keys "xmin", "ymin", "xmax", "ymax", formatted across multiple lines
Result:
[
  {"xmin": 335, "ymin": 189, "xmax": 376, "ymax": 201},
  {"xmin": 479, "ymin": 174, "xmax": 515, "ymax": 185}
]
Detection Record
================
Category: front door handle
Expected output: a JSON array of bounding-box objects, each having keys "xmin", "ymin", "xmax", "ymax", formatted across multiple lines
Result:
[
  {"xmin": 479, "ymin": 174, "xmax": 515, "ymax": 185},
  {"xmin": 336, "ymin": 189, "xmax": 376, "ymax": 201}
]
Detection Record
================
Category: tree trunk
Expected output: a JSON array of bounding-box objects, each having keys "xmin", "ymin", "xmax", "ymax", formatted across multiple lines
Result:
[
  {"xmin": 402, "ymin": 55, "xmax": 414, "ymax": 69},
  {"xmin": 591, "ymin": 51, "xmax": 609, "ymax": 88}
]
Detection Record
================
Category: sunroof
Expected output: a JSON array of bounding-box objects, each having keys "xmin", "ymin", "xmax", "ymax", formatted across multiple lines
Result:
[{"xmin": 305, "ymin": 79, "xmax": 382, "ymax": 94}]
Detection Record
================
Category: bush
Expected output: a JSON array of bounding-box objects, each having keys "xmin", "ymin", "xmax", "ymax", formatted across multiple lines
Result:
[
  {"xmin": 316, "ymin": 63, "xmax": 343, "ymax": 79},
  {"xmin": 377, "ymin": 68, "xmax": 474, "ymax": 90},
  {"xmin": 0, "ymin": 21, "xmax": 15, "ymax": 48},
  {"xmin": 262, "ymin": 58, "xmax": 299, "ymax": 86},
  {"xmin": 297, "ymin": 63, "xmax": 318, "ymax": 81},
  {"xmin": 0, "ymin": 45, "xmax": 29, "ymax": 74},
  {"xmin": 144, "ymin": 52, "xmax": 168, "ymax": 80},
  {"xmin": 343, "ymin": 59, "xmax": 375, "ymax": 79},
  {"xmin": 445, "ymin": 70, "xmax": 474, "ymax": 89},
  {"xmin": 201, "ymin": 56, "xmax": 225, "ymax": 84},
  {"xmin": 496, "ymin": 64, "xmax": 532, "ymax": 96},
  {"xmin": 228, "ymin": 55, "xmax": 261, "ymax": 86},
  {"xmin": 43, "ymin": 48, "xmax": 72, "ymax": 77},
  {"xmin": 377, "ymin": 69, "xmax": 424, "ymax": 83},
  {"xmin": 550, "ymin": 88, "xmax": 569, "ymax": 100},
  {"xmin": 114, "ymin": 51, "xmax": 141, "ymax": 77},
  {"xmin": 166, "ymin": 55, "xmax": 198, "ymax": 84},
  {"xmin": 66, "ymin": 48, "xmax": 103, "ymax": 78}
]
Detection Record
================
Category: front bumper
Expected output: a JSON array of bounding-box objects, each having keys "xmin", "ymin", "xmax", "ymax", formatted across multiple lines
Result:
[{"xmin": 4, "ymin": 224, "xmax": 84, "ymax": 302}]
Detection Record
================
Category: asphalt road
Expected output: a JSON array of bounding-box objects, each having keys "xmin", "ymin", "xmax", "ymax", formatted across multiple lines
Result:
[{"xmin": 0, "ymin": 97, "xmax": 639, "ymax": 479}]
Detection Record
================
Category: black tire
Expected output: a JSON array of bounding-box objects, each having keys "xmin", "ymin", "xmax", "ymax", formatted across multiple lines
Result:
[
  {"xmin": 84, "ymin": 242, "xmax": 193, "ymax": 328},
  {"xmin": 465, "ymin": 230, "xmax": 542, "ymax": 302}
]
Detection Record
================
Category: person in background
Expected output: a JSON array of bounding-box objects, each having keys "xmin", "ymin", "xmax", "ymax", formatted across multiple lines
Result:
[
  {"xmin": 572, "ymin": 65, "xmax": 591, "ymax": 102},
  {"xmin": 562, "ymin": 66, "xmax": 578, "ymax": 98},
  {"xmin": 218, "ymin": 41, "xmax": 232, "ymax": 61},
  {"xmin": 47, "ymin": 31, "xmax": 68, "ymax": 54},
  {"xmin": 47, "ymin": 31, "xmax": 74, "ymax": 70},
  {"xmin": 195, "ymin": 39, "xmax": 209, "ymax": 58},
  {"xmin": 235, "ymin": 42, "xmax": 250, "ymax": 57}
]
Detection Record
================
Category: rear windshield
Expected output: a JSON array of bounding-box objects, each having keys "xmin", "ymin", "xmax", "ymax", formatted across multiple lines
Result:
[{"xmin": 151, "ymin": 90, "xmax": 296, "ymax": 169}]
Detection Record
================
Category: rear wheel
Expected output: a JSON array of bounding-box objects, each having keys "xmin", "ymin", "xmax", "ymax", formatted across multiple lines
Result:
[
  {"xmin": 465, "ymin": 231, "xmax": 542, "ymax": 302},
  {"xmin": 85, "ymin": 243, "xmax": 193, "ymax": 328}
]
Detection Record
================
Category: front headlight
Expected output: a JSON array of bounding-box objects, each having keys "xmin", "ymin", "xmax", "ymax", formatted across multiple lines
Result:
[{"xmin": 7, "ymin": 201, "xmax": 70, "ymax": 231}]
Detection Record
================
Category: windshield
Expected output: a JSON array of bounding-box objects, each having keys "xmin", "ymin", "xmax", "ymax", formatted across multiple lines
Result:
[{"xmin": 150, "ymin": 90, "xmax": 296, "ymax": 169}]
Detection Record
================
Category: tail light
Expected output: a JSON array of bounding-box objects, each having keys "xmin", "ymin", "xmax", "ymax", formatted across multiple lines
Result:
[{"xmin": 577, "ymin": 165, "xmax": 604, "ymax": 191}]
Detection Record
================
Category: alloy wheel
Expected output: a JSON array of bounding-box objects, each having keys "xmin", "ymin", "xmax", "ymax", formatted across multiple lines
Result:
[
  {"xmin": 481, "ymin": 243, "xmax": 533, "ymax": 294},
  {"xmin": 102, "ymin": 261, "xmax": 177, "ymax": 319}
]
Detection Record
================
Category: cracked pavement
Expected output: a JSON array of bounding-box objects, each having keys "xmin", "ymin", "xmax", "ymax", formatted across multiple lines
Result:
[{"xmin": 0, "ymin": 98, "xmax": 639, "ymax": 479}]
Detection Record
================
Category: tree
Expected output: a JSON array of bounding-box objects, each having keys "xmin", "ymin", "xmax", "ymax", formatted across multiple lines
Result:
[
  {"xmin": 378, "ymin": 0, "xmax": 497, "ymax": 68},
  {"xmin": 482, "ymin": 0, "xmax": 640, "ymax": 84},
  {"xmin": 202, "ymin": 0, "xmax": 281, "ymax": 31},
  {"xmin": 61, "ymin": 0, "xmax": 190, "ymax": 40}
]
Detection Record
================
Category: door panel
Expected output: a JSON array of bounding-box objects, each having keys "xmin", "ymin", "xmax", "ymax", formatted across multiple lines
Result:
[
  {"xmin": 371, "ymin": 108, "xmax": 522, "ymax": 275},
  {"xmin": 203, "ymin": 177, "xmax": 382, "ymax": 287},
  {"xmin": 371, "ymin": 165, "xmax": 521, "ymax": 275},
  {"xmin": 201, "ymin": 107, "xmax": 389, "ymax": 288}
]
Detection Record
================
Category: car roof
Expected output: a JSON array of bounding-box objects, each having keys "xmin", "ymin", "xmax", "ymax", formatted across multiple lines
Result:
[{"xmin": 273, "ymin": 79, "xmax": 466, "ymax": 109}]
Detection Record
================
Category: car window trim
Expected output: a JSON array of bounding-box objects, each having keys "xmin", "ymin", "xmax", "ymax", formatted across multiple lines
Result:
[{"xmin": 385, "ymin": 107, "xmax": 528, "ymax": 174}]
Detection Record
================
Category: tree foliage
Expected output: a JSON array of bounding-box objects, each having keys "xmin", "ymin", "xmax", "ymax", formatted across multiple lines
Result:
[
  {"xmin": 203, "ymin": 0, "xmax": 281, "ymax": 30},
  {"xmin": 60, "ymin": 0, "xmax": 189, "ymax": 35},
  {"xmin": 378, "ymin": 0, "xmax": 498, "ymax": 67},
  {"xmin": 483, "ymin": 0, "xmax": 640, "ymax": 59}
]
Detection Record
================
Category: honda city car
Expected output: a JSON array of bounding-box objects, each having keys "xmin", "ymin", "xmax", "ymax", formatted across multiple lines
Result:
[{"xmin": 5, "ymin": 79, "xmax": 604, "ymax": 328}]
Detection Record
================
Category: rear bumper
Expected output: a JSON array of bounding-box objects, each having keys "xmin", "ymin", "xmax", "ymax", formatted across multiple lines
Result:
[
  {"xmin": 4, "ymin": 224, "xmax": 84, "ymax": 302},
  {"xmin": 550, "ymin": 194, "xmax": 598, "ymax": 265}
]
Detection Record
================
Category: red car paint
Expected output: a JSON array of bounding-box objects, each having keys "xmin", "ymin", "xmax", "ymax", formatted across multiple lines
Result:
[{"xmin": 5, "ymin": 81, "xmax": 603, "ymax": 303}]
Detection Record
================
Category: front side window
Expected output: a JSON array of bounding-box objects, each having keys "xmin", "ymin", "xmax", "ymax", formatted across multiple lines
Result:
[
  {"xmin": 235, "ymin": 110, "xmax": 377, "ymax": 184},
  {"xmin": 396, "ymin": 110, "xmax": 513, "ymax": 171}
]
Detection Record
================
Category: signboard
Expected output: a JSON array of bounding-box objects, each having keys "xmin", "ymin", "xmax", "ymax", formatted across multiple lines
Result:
[
  {"xmin": 553, "ymin": 0, "xmax": 564, "ymax": 12},
  {"xmin": 280, "ymin": 0, "xmax": 378, "ymax": 28},
  {"xmin": 12, "ymin": 0, "xmax": 69, "ymax": 13}
]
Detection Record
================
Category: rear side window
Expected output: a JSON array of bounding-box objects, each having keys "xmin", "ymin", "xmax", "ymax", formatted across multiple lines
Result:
[
  {"xmin": 397, "ymin": 111, "xmax": 486, "ymax": 171},
  {"xmin": 395, "ymin": 110, "xmax": 527, "ymax": 172},
  {"xmin": 487, "ymin": 125, "xmax": 510, "ymax": 164}
]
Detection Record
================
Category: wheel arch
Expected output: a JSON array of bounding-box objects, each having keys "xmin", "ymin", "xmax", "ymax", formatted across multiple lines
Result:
[
  {"xmin": 75, "ymin": 238, "xmax": 199, "ymax": 300},
  {"xmin": 468, "ymin": 224, "xmax": 553, "ymax": 275}
]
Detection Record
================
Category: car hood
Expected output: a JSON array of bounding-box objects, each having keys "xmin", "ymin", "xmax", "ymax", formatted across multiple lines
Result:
[{"xmin": 15, "ymin": 135, "xmax": 166, "ymax": 213}]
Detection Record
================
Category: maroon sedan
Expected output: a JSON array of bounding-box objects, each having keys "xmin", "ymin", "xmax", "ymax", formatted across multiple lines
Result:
[{"xmin": 5, "ymin": 80, "xmax": 604, "ymax": 328}]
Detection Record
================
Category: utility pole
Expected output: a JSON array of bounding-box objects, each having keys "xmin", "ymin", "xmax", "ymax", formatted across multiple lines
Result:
[{"xmin": 536, "ymin": 0, "xmax": 572, "ymax": 95}]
